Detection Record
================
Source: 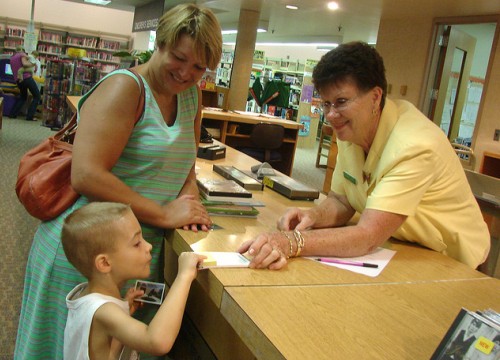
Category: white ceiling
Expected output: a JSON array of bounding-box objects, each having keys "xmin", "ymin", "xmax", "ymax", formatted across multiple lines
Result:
[{"xmin": 62, "ymin": 0, "xmax": 500, "ymax": 44}]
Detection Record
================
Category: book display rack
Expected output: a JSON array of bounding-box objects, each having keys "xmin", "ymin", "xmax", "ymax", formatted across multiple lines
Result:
[{"xmin": 42, "ymin": 59, "xmax": 74, "ymax": 129}]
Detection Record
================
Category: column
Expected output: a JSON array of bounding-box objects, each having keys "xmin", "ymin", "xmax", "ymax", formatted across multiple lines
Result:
[{"xmin": 228, "ymin": 1, "xmax": 262, "ymax": 111}]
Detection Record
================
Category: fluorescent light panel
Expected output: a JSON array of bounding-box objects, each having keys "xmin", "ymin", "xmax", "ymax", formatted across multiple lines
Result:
[
  {"xmin": 223, "ymin": 42, "xmax": 339, "ymax": 48},
  {"xmin": 84, "ymin": 0, "xmax": 111, "ymax": 5},
  {"xmin": 222, "ymin": 29, "xmax": 267, "ymax": 35}
]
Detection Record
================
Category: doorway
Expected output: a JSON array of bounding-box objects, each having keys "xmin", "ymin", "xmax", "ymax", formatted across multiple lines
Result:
[{"xmin": 422, "ymin": 21, "xmax": 497, "ymax": 148}]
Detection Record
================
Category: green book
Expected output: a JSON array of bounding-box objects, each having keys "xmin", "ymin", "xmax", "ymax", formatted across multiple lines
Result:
[{"xmin": 202, "ymin": 201, "xmax": 259, "ymax": 218}]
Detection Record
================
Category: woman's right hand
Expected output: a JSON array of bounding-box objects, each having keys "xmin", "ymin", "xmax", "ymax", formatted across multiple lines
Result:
[
  {"xmin": 277, "ymin": 207, "xmax": 316, "ymax": 231},
  {"xmin": 161, "ymin": 194, "xmax": 211, "ymax": 231}
]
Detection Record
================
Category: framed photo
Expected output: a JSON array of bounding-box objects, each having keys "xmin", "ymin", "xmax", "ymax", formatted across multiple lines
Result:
[{"xmin": 134, "ymin": 280, "xmax": 165, "ymax": 305}]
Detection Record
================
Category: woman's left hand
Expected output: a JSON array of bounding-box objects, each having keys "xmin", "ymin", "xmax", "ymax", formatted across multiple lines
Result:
[{"xmin": 237, "ymin": 231, "xmax": 288, "ymax": 270}]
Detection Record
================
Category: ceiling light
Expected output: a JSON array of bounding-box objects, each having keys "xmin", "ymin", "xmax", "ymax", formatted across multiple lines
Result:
[
  {"xmin": 223, "ymin": 42, "xmax": 340, "ymax": 47},
  {"xmin": 327, "ymin": 2, "xmax": 339, "ymax": 10},
  {"xmin": 84, "ymin": 0, "xmax": 111, "ymax": 5},
  {"xmin": 222, "ymin": 29, "xmax": 267, "ymax": 35},
  {"xmin": 286, "ymin": 5, "xmax": 299, "ymax": 10}
]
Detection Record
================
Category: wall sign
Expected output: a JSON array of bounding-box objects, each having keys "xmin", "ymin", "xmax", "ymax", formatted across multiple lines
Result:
[{"xmin": 132, "ymin": 0, "xmax": 164, "ymax": 33}]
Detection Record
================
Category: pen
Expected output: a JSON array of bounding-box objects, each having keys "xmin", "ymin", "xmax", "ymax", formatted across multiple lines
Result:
[{"xmin": 315, "ymin": 258, "xmax": 379, "ymax": 268}]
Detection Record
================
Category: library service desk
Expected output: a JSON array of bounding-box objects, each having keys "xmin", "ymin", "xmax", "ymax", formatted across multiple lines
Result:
[{"xmin": 164, "ymin": 145, "xmax": 500, "ymax": 360}]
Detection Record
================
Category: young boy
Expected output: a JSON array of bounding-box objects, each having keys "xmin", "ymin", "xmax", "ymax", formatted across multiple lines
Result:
[{"xmin": 61, "ymin": 202, "xmax": 206, "ymax": 359}]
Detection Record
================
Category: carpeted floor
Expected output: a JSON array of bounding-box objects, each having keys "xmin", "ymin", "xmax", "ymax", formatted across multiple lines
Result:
[
  {"xmin": 0, "ymin": 116, "xmax": 52, "ymax": 360},
  {"xmin": 0, "ymin": 115, "xmax": 326, "ymax": 359}
]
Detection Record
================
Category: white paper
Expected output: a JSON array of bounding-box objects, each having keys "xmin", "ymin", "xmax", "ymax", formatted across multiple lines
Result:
[{"xmin": 306, "ymin": 247, "xmax": 396, "ymax": 277}]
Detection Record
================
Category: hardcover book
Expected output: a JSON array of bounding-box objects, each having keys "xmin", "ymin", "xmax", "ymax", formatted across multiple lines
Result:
[
  {"xmin": 262, "ymin": 175, "xmax": 320, "ymax": 200},
  {"xmin": 197, "ymin": 178, "xmax": 252, "ymax": 201},
  {"xmin": 213, "ymin": 165, "xmax": 264, "ymax": 190},
  {"xmin": 431, "ymin": 308, "xmax": 500, "ymax": 360},
  {"xmin": 203, "ymin": 202, "xmax": 259, "ymax": 218}
]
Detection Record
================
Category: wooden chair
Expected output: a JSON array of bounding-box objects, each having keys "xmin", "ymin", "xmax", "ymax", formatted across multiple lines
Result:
[
  {"xmin": 240, "ymin": 123, "xmax": 285, "ymax": 164},
  {"xmin": 316, "ymin": 123, "xmax": 334, "ymax": 168},
  {"xmin": 315, "ymin": 124, "xmax": 338, "ymax": 193},
  {"xmin": 451, "ymin": 142, "xmax": 474, "ymax": 169}
]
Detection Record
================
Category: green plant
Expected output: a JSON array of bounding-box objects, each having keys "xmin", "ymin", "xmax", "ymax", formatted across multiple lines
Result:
[{"xmin": 113, "ymin": 50, "xmax": 153, "ymax": 64}]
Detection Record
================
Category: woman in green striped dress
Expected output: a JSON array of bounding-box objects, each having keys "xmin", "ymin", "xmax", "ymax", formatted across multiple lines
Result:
[{"xmin": 14, "ymin": 4, "xmax": 222, "ymax": 359}]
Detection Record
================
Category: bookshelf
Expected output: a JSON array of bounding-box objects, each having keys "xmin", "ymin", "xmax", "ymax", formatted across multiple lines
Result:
[
  {"xmin": 2, "ymin": 25, "xmax": 26, "ymax": 55},
  {"xmin": 0, "ymin": 17, "xmax": 130, "ymax": 76}
]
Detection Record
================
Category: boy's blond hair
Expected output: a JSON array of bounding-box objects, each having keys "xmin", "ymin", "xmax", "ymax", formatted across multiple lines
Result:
[
  {"xmin": 155, "ymin": 3, "xmax": 222, "ymax": 70},
  {"xmin": 62, "ymin": 202, "xmax": 132, "ymax": 278}
]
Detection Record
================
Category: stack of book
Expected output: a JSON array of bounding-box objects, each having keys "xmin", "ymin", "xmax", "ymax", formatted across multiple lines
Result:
[
  {"xmin": 197, "ymin": 178, "xmax": 260, "ymax": 217},
  {"xmin": 262, "ymin": 175, "xmax": 320, "ymax": 200},
  {"xmin": 213, "ymin": 165, "xmax": 264, "ymax": 190}
]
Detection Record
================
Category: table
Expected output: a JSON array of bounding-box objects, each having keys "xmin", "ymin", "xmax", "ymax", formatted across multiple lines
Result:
[
  {"xmin": 66, "ymin": 95, "xmax": 79, "ymax": 113},
  {"xmin": 164, "ymin": 145, "xmax": 498, "ymax": 360},
  {"xmin": 223, "ymin": 278, "xmax": 500, "ymax": 360}
]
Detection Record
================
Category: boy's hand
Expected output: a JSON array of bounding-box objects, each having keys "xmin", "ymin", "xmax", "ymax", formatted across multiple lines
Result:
[
  {"xmin": 177, "ymin": 252, "xmax": 206, "ymax": 281},
  {"xmin": 124, "ymin": 287, "xmax": 145, "ymax": 315}
]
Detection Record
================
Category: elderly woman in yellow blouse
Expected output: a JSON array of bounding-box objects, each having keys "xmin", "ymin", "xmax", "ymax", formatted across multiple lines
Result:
[{"xmin": 238, "ymin": 41, "xmax": 490, "ymax": 270}]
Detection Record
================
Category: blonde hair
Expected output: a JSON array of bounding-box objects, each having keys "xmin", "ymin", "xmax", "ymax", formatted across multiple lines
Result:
[
  {"xmin": 155, "ymin": 3, "xmax": 222, "ymax": 70},
  {"xmin": 61, "ymin": 202, "xmax": 132, "ymax": 278}
]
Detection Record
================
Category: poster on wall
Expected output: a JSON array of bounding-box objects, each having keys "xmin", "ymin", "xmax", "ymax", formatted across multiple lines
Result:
[
  {"xmin": 300, "ymin": 85, "xmax": 313, "ymax": 103},
  {"xmin": 299, "ymin": 116, "xmax": 311, "ymax": 137}
]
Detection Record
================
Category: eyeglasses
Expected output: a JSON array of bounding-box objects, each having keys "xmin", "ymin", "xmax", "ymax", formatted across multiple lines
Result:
[{"xmin": 320, "ymin": 96, "xmax": 358, "ymax": 114}]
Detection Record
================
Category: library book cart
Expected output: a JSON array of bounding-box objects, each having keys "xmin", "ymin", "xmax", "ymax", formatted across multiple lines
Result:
[{"xmin": 164, "ymin": 144, "xmax": 500, "ymax": 360}]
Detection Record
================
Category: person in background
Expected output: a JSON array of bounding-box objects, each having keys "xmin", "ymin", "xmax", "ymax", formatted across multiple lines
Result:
[
  {"xmin": 31, "ymin": 51, "xmax": 42, "ymax": 77},
  {"xmin": 238, "ymin": 41, "xmax": 489, "ymax": 270},
  {"xmin": 14, "ymin": 4, "xmax": 222, "ymax": 359},
  {"xmin": 62, "ymin": 202, "xmax": 205, "ymax": 359},
  {"xmin": 16, "ymin": 52, "xmax": 36, "ymax": 80},
  {"xmin": 9, "ymin": 45, "xmax": 42, "ymax": 121}
]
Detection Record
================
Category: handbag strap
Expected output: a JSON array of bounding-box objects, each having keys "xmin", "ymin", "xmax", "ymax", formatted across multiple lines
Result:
[{"xmin": 56, "ymin": 68, "xmax": 146, "ymax": 143}]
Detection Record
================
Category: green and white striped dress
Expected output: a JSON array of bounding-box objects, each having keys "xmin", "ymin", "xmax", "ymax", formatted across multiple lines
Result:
[{"xmin": 14, "ymin": 69, "xmax": 198, "ymax": 359}]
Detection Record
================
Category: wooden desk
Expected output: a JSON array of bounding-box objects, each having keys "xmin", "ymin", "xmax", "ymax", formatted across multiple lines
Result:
[
  {"xmin": 223, "ymin": 279, "xmax": 500, "ymax": 360},
  {"xmin": 164, "ymin": 145, "xmax": 494, "ymax": 360},
  {"xmin": 66, "ymin": 95, "xmax": 79, "ymax": 113},
  {"xmin": 201, "ymin": 109, "xmax": 302, "ymax": 176}
]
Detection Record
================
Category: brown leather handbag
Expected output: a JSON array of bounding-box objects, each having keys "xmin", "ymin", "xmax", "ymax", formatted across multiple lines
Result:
[{"xmin": 15, "ymin": 69, "xmax": 145, "ymax": 221}]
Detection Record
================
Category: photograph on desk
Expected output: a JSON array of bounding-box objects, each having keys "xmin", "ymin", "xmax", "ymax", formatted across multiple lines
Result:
[{"xmin": 431, "ymin": 307, "xmax": 500, "ymax": 360}]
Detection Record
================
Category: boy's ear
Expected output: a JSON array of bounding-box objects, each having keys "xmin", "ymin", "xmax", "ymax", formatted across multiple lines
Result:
[{"xmin": 95, "ymin": 254, "xmax": 112, "ymax": 274}]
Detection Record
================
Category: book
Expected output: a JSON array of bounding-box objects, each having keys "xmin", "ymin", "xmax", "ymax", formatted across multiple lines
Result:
[
  {"xmin": 196, "ymin": 252, "xmax": 251, "ymax": 269},
  {"xmin": 203, "ymin": 202, "xmax": 259, "ymax": 218},
  {"xmin": 262, "ymin": 175, "xmax": 320, "ymax": 200},
  {"xmin": 213, "ymin": 165, "xmax": 264, "ymax": 190},
  {"xmin": 197, "ymin": 178, "xmax": 252, "ymax": 199},
  {"xmin": 431, "ymin": 308, "xmax": 500, "ymax": 359}
]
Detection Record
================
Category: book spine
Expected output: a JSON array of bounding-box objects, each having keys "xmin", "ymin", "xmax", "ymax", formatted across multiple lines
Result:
[{"xmin": 263, "ymin": 176, "xmax": 291, "ymax": 198}]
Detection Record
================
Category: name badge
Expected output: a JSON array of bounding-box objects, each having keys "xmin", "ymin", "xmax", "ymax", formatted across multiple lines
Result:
[{"xmin": 343, "ymin": 171, "xmax": 357, "ymax": 185}]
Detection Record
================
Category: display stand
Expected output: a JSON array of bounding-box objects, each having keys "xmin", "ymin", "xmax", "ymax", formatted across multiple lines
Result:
[{"xmin": 42, "ymin": 59, "xmax": 73, "ymax": 129}]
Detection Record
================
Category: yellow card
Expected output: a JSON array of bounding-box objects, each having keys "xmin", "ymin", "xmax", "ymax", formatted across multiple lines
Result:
[{"xmin": 475, "ymin": 336, "xmax": 494, "ymax": 355}]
